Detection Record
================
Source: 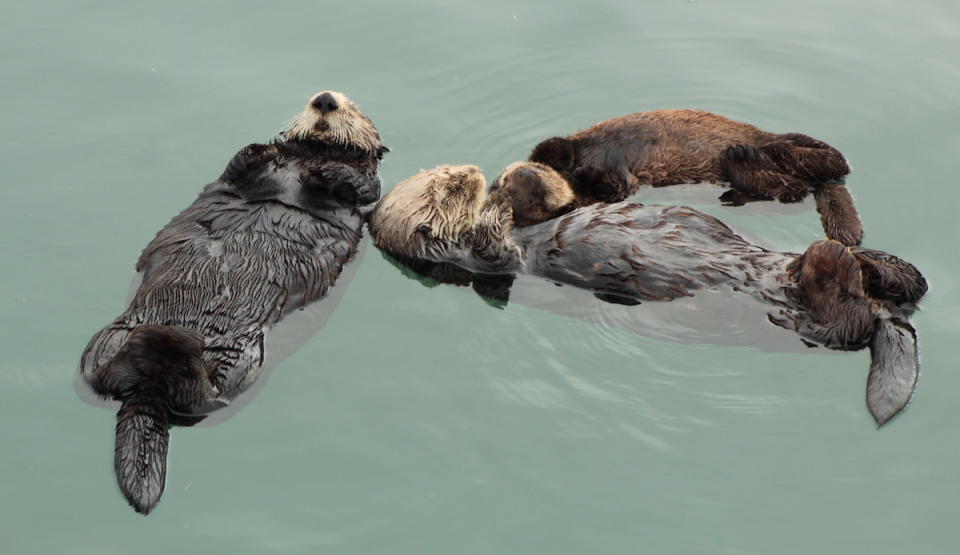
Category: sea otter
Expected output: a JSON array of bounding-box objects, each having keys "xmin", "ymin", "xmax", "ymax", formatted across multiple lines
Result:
[
  {"xmin": 369, "ymin": 165, "xmax": 926, "ymax": 426},
  {"xmin": 79, "ymin": 91, "xmax": 387, "ymax": 514},
  {"xmin": 524, "ymin": 110, "xmax": 861, "ymax": 245}
]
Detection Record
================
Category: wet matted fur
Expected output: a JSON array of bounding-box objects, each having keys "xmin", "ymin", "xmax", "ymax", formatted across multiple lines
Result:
[
  {"xmin": 372, "ymin": 165, "xmax": 927, "ymax": 427},
  {"xmin": 79, "ymin": 90, "xmax": 386, "ymax": 514},
  {"xmin": 523, "ymin": 110, "xmax": 861, "ymax": 245}
]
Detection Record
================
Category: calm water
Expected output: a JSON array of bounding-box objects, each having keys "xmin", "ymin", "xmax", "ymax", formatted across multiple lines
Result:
[{"xmin": 3, "ymin": 1, "xmax": 959, "ymax": 553}]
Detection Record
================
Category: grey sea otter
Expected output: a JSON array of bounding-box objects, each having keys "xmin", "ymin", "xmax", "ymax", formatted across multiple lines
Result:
[
  {"xmin": 79, "ymin": 91, "xmax": 387, "ymax": 514},
  {"xmin": 369, "ymin": 165, "xmax": 926, "ymax": 427},
  {"xmin": 525, "ymin": 110, "xmax": 861, "ymax": 245}
]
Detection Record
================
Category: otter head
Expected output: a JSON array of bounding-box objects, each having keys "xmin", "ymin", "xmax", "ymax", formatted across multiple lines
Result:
[
  {"xmin": 529, "ymin": 137, "xmax": 577, "ymax": 173},
  {"xmin": 488, "ymin": 161, "xmax": 576, "ymax": 227},
  {"xmin": 282, "ymin": 91, "xmax": 387, "ymax": 156},
  {"xmin": 370, "ymin": 165, "xmax": 489, "ymax": 260}
]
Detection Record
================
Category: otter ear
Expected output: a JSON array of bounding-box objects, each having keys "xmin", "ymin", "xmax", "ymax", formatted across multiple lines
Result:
[
  {"xmin": 415, "ymin": 224, "xmax": 432, "ymax": 236},
  {"xmin": 530, "ymin": 137, "xmax": 575, "ymax": 172},
  {"xmin": 377, "ymin": 145, "xmax": 390, "ymax": 159}
]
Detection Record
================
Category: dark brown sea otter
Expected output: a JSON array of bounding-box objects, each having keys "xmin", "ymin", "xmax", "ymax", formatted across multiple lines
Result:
[
  {"xmin": 370, "ymin": 166, "xmax": 926, "ymax": 427},
  {"xmin": 79, "ymin": 91, "xmax": 387, "ymax": 515},
  {"xmin": 524, "ymin": 110, "xmax": 861, "ymax": 245}
]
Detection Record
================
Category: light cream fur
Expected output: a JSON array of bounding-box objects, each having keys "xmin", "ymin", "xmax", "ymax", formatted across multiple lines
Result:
[
  {"xmin": 370, "ymin": 165, "xmax": 489, "ymax": 259},
  {"xmin": 282, "ymin": 91, "xmax": 383, "ymax": 153}
]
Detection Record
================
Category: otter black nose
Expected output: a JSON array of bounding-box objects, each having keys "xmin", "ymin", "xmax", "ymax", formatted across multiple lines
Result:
[{"xmin": 311, "ymin": 92, "xmax": 339, "ymax": 114}]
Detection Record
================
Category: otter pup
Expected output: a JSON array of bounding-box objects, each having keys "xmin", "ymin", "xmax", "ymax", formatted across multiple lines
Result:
[
  {"xmin": 524, "ymin": 110, "xmax": 861, "ymax": 245},
  {"xmin": 370, "ymin": 165, "xmax": 926, "ymax": 426},
  {"xmin": 79, "ymin": 91, "xmax": 386, "ymax": 514}
]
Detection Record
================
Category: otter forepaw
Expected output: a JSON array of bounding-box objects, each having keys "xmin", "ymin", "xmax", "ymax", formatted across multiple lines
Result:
[
  {"xmin": 313, "ymin": 163, "xmax": 360, "ymax": 189},
  {"xmin": 774, "ymin": 179, "xmax": 809, "ymax": 203},
  {"xmin": 303, "ymin": 163, "xmax": 381, "ymax": 206},
  {"xmin": 572, "ymin": 166, "xmax": 631, "ymax": 202},
  {"xmin": 721, "ymin": 144, "xmax": 766, "ymax": 164},
  {"xmin": 529, "ymin": 137, "xmax": 576, "ymax": 172},
  {"xmin": 718, "ymin": 189, "xmax": 763, "ymax": 206},
  {"xmin": 342, "ymin": 179, "xmax": 381, "ymax": 206}
]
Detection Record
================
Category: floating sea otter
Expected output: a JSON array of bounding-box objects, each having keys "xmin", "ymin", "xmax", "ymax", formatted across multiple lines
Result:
[
  {"xmin": 522, "ymin": 110, "xmax": 861, "ymax": 245},
  {"xmin": 79, "ymin": 91, "xmax": 387, "ymax": 514},
  {"xmin": 369, "ymin": 165, "xmax": 926, "ymax": 427}
]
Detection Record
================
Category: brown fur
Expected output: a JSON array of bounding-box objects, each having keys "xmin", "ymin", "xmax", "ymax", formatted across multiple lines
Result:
[
  {"xmin": 527, "ymin": 110, "xmax": 861, "ymax": 245},
  {"xmin": 371, "ymin": 166, "xmax": 926, "ymax": 425},
  {"xmin": 488, "ymin": 162, "xmax": 576, "ymax": 227}
]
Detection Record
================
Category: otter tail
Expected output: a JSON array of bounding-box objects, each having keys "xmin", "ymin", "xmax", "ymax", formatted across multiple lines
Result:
[
  {"xmin": 867, "ymin": 317, "xmax": 919, "ymax": 427},
  {"xmin": 115, "ymin": 392, "xmax": 170, "ymax": 514},
  {"xmin": 92, "ymin": 325, "xmax": 219, "ymax": 514},
  {"xmin": 814, "ymin": 184, "xmax": 863, "ymax": 247}
]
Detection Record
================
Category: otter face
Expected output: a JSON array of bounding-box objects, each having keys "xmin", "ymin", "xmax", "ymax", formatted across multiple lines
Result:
[
  {"xmin": 369, "ymin": 165, "xmax": 488, "ymax": 259},
  {"xmin": 282, "ymin": 90, "xmax": 386, "ymax": 155},
  {"xmin": 488, "ymin": 162, "xmax": 576, "ymax": 227}
]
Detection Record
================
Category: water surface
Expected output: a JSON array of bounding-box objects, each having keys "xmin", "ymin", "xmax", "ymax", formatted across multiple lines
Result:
[{"xmin": 2, "ymin": 1, "xmax": 959, "ymax": 553}]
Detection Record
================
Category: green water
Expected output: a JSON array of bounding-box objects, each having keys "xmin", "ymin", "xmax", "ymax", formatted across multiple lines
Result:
[{"xmin": 3, "ymin": 0, "xmax": 959, "ymax": 553}]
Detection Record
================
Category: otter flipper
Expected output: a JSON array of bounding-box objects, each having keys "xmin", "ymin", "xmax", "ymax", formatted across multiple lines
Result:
[
  {"xmin": 115, "ymin": 394, "xmax": 170, "ymax": 514},
  {"xmin": 850, "ymin": 247, "xmax": 928, "ymax": 305},
  {"xmin": 91, "ymin": 326, "xmax": 218, "ymax": 514},
  {"xmin": 866, "ymin": 318, "xmax": 919, "ymax": 426}
]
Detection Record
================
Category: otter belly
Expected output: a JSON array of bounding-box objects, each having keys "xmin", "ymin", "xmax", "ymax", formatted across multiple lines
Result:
[
  {"xmin": 80, "ymin": 194, "xmax": 364, "ymax": 405},
  {"xmin": 508, "ymin": 202, "xmax": 819, "ymax": 349},
  {"xmin": 517, "ymin": 202, "xmax": 794, "ymax": 301}
]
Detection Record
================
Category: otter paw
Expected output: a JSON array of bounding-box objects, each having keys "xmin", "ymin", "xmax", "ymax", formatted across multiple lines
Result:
[
  {"xmin": 721, "ymin": 144, "xmax": 765, "ymax": 164},
  {"xmin": 330, "ymin": 179, "xmax": 380, "ymax": 206},
  {"xmin": 718, "ymin": 189, "xmax": 761, "ymax": 206},
  {"xmin": 353, "ymin": 180, "xmax": 381, "ymax": 205},
  {"xmin": 774, "ymin": 179, "xmax": 809, "ymax": 203},
  {"xmin": 312, "ymin": 163, "xmax": 359, "ymax": 188},
  {"xmin": 799, "ymin": 240, "xmax": 866, "ymax": 300},
  {"xmin": 529, "ymin": 137, "xmax": 576, "ymax": 172},
  {"xmin": 573, "ymin": 166, "xmax": 630, "ymax": 202}
]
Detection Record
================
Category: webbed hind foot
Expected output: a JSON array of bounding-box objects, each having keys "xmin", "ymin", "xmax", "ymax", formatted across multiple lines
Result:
[
  {"xmin": 850, "ymin": 247, "xmax": 928, "ymax": 305},
  {"xmin": 794, "ymin": 239, "xmax": 875, "ymax": 348}
]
